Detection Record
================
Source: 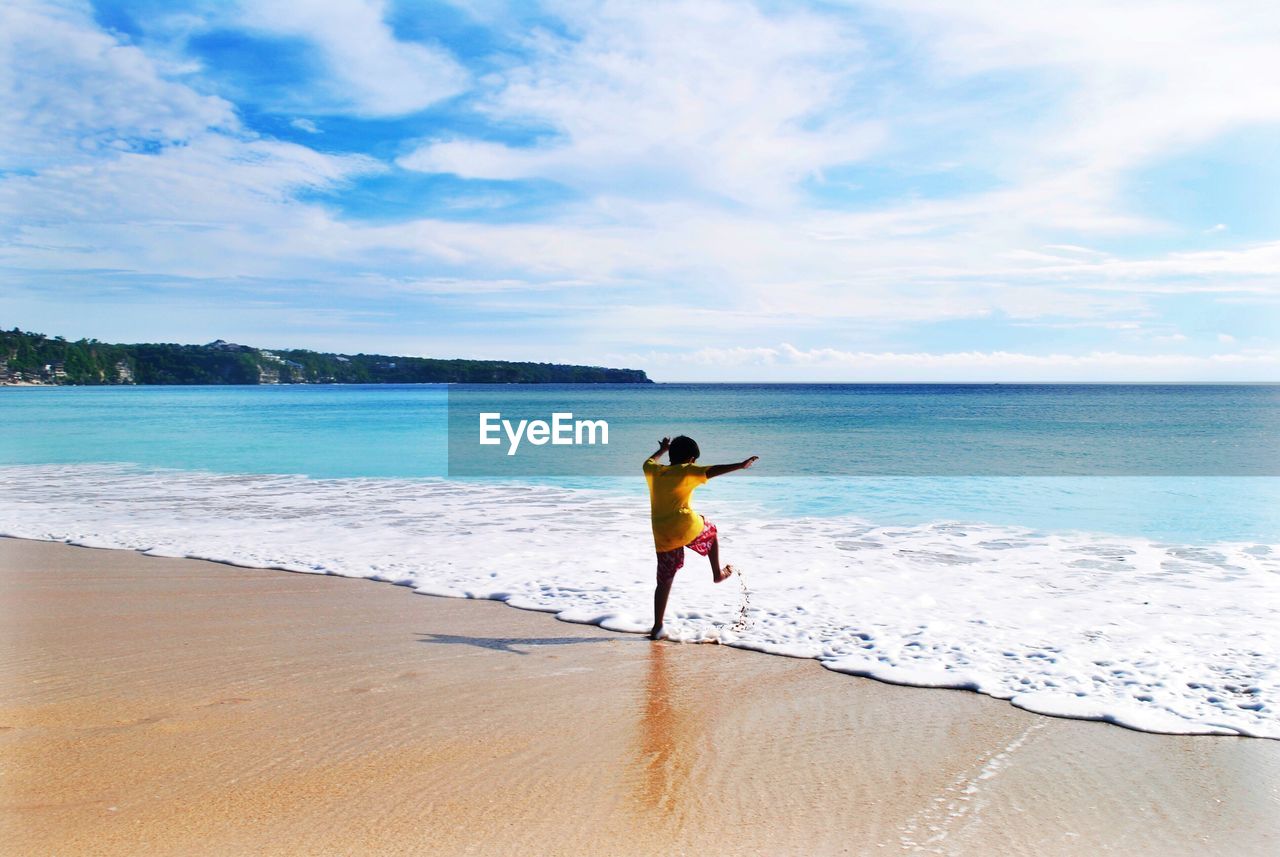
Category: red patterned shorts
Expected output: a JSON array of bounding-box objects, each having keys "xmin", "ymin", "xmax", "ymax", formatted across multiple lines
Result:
[{"xmin": 656, "ymin": 518, "xmax": 717, "ymax": 586}]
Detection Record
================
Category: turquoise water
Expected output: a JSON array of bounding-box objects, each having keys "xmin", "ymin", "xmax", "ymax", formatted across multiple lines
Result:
[
  {"xmin": 447, "ymin": 382, "xmax": 1280, "ymax": 477},
  {"xmin": 2, "ymin": 383, "xmax": 1278, "ymax": 542},
  {"xmin": 1, "ymin": 384, "xmax": 449, "ymax": 477}
]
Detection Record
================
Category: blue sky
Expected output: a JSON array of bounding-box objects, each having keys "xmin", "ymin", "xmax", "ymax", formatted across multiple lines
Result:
[{"xmin": 2, "ymin": 0, "xmax": 1278, "ymax": 380}]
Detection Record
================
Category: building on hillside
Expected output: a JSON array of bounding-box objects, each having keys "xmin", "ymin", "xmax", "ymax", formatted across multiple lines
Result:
[{"xmin": 115, "ymin": 361, "xmax": 135, "ymax": 383}]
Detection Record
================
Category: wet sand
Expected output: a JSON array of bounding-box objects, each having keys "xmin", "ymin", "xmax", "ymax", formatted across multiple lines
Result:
[{"xmin": 2, "ymin": 537, "xmax": 1277, "ymax": 855}]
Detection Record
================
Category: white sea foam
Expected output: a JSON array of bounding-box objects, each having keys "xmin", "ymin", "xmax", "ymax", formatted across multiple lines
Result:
[{"xmin": 2, "ymin": 463, "xmax": 1276, "ymax": 738}]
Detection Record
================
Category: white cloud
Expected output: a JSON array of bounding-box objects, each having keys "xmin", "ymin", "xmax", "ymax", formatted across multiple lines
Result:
[
  {"xmin": 236, "ymin": 0, "xmax": 467, "ymax": 116},
  {"xmin": 0, "ymin": 134, "xmax": 381, "ymax": 278},
  {"xmin": 0, "ymin": 2, "xmax": 380, "ymax": 276},
  {"xmin": 627, "ymin": 343, "xmax": 1280, "ymax": 381},
  {"xmin": 400, "ymin": 0, "xmax": 884, "ymax": 207},
  {"xmin": 391, "ymin": 0, "xmax": 1280, "ymax": 332},
  {"xmin": 857, "ymin": 0, "xmax": 1280, "ymax": 207},
  {"xmin": 0, "ymin": 0, "xmax": 236, "ymax": 171},
  {"xmin": 398, "ymin": 140, "xmax": 549, "ymax": 181},
  {"xmin": 290, "ymin": 117, "xmax": 321, "ymax": 133}
]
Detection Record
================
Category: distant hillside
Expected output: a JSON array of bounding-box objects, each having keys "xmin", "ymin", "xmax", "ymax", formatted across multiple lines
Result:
[{"xmin": 0, "ymin": 328, "xmax": 652, "ymax": 385}]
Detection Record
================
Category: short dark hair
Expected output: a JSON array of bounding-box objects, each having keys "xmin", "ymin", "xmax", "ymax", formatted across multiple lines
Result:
[{"xmin": 669, "ymin": 435, "xmax": 700, "ymax": 463}]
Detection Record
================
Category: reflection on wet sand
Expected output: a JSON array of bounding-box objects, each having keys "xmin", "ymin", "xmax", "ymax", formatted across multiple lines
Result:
[{"xmin": 635, "ymin": 642, "xmax": 696, "ymax": 817}]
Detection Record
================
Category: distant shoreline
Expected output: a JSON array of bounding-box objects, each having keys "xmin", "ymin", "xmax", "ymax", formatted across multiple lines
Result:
[
  {"xmin": 1, "ymin": 328, "xmax": 652, "ymax": 386},
  {"xmin": 0, "ymin": 380, "xmax": 652, "ymax": 387},
  {"xmin": 6, "ymin": 379, "xmax": 1278, "ymax": 387}
]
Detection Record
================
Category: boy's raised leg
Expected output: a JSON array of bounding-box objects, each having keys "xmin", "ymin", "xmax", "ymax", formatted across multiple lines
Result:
[{"xmin": 707, "ymin": 536, "xmax": 733, "ymax": 583}]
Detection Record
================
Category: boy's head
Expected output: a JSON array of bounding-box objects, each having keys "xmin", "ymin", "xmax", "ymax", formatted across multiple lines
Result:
[{"xmin": 669, "ymin": 435, "xmax": 700, "ymax": 464}]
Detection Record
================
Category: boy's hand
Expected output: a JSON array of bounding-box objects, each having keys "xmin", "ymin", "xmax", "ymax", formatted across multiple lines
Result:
[
  {"xmin": 742, "ymin": 456, "xmax": 759, "ymax": 469},
  {"xmin": 658, "ymin": 437, "xmax": 672, "ymax": 451}
]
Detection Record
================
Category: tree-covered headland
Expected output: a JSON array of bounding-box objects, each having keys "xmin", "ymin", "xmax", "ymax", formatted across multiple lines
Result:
[{"xmin": 0, "ymin": 328, "xmax": 652, "ymax": 385}]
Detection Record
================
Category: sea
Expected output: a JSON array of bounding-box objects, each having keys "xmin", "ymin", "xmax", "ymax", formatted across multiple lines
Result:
[{"xmin": 2, "ymin": 383, "xmax": 1277, "ymax": 738}]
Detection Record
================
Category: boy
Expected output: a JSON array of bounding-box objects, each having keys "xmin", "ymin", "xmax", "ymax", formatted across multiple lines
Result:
[{"xmin": 643, "ymin": 435, "xmax": 758, "ymax": 640}]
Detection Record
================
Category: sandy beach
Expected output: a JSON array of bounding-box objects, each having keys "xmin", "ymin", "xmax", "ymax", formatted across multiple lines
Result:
[{"xmin": 1, "ymin": 537, "xmax": 1276, "ymax": 856}]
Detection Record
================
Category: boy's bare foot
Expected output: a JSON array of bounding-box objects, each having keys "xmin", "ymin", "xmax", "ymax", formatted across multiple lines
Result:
[
  {"xmin": 713, "ymin": 565, "xmax": 735, "ymax": 584},
  {"xmin": 649, "ymin": 625, "xmax": 666, "ymax": 640}
]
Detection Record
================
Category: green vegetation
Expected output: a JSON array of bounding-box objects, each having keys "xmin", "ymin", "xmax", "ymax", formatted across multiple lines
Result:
[{"xmin": 0, "ymin": 328, "xmax": 651, "ymax": 385}]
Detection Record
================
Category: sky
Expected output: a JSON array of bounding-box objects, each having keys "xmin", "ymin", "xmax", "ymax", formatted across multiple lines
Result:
[{"xmin": 2, "ymin": 0, "xmax": 1279, "ymax": 381}]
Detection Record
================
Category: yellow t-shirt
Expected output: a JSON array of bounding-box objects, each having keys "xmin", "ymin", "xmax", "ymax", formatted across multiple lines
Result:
[{"xmin": 643, "ymin": 458, "xmax": 711, "ymax": 552}]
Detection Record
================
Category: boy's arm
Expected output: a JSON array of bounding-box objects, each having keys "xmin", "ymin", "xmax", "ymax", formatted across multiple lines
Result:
[
  {"xmin": 646, "ymin": 437, "xmax": 672, "ymax": 465},
  {"xmin": 706, "ymin": 456, "xmax": 759, "ymax": 479}
]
